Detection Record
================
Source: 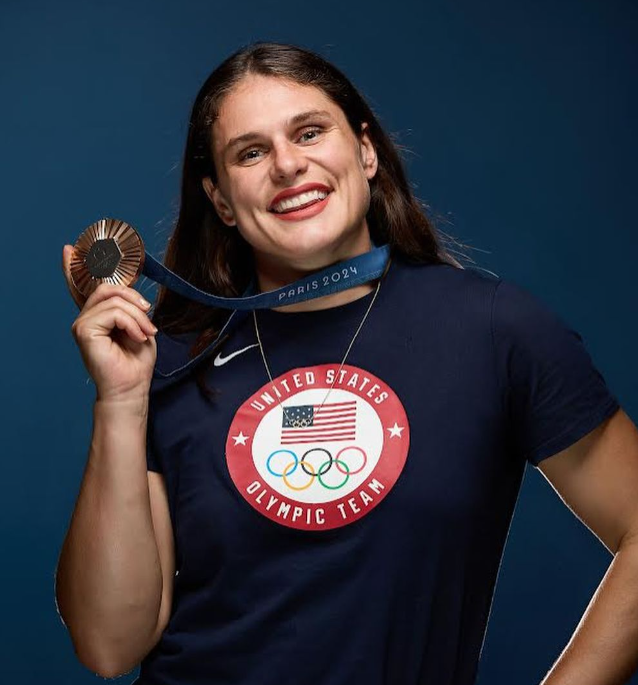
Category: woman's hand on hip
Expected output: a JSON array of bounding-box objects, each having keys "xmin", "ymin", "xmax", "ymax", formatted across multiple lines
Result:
[{"xmin": 62, "ymin": 244, "xmax": 158, "ymax": 403}]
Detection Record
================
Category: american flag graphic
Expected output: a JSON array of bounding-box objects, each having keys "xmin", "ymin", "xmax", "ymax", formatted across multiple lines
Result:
[{"xmin": 280, "ymin": 401, "xmax": 357, "ymax": 445}]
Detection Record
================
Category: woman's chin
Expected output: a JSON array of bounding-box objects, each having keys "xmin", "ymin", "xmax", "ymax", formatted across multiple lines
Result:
[
  {"xmin": 283, "ymin": 232, "xmax": 348, "ymax": 263},
  {"xmin": 251, "ymin": 213, "xmax": 367, "ymax": 267}
]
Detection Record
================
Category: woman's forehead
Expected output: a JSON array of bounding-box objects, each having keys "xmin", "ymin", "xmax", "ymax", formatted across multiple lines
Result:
[{"xmin": 213, "ymin": 75, "xmax": 343, "ymax": 142}]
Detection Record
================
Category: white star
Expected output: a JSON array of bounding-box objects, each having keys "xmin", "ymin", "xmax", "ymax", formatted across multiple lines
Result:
[
  {"xmin": 387, "ymin": 422, "xmax": 404, "ymax": 438},
  {"xmin": 232, "ymin": 431, "xmax": 249, "ymax": 446}
]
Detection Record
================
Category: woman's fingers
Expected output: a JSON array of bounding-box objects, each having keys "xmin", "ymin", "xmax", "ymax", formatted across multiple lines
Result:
[
  {"xmin": 72, "ymin": 305, "xmax": 150, "ymax": 345},
  {"xmin": 63, "ymin": 243, "xmax": 158, "ymax": 398},
  {"xmin": 109, "ymin": 309, "xmax": 150, "ymax": 344},
  {"xmin": 84, "ymin": 295, "xmax": 157, "ymax": 338}
]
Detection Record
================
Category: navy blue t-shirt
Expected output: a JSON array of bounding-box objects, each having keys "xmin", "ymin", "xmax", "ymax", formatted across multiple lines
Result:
[{"xmin": 135, "ymin": 255, "xmax": 619, "ymax": 685}]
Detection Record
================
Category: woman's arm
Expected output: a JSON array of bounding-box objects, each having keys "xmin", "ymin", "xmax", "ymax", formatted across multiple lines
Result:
[
  {"xmin": 56, "ymin": 247, "xmax": 167, "ymax": 677},
  {"xmin": 535, "ymin": 408, "xmax": 638, "ymax": 685},
  {"xmin": 55, "ymin": 397, "xmax": 164, "ymax": 677}
]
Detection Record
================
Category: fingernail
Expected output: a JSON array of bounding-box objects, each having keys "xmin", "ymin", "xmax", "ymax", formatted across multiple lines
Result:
[
  {"xmin": 140, "ymin": 298, "xmax": 151, "ymax": 308},
  {"xmin": 150, "ymin": 324, "xmax": 158, "ymax": 333}
]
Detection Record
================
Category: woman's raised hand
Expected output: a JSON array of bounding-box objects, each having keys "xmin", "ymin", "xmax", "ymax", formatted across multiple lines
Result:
[{"xmin": 62, "ymin": 244, "xmax": 158, "ymax": 403}]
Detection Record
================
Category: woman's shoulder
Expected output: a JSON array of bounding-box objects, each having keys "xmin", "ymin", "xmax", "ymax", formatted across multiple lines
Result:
[
  {"xmin": 391, "ymin": 254, "xmax": 502, "ymax": 302},
  {"xmin": 379, "ymin": 256, "xmax": 509, "ymax": 343}
]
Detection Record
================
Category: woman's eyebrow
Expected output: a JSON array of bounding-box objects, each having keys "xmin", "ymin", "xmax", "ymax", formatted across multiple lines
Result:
[{"xmin": 224, "ymin": 109, "xmax": 333, "ymax": 153}]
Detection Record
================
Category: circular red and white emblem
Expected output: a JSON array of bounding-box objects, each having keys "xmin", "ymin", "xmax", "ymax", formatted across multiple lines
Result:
[{"xmin": 226, "ymin": 363, "xmax": 410, "ymax": 530}]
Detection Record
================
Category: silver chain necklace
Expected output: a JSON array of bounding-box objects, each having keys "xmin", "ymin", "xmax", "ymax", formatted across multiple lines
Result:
[{"xmin": 253, "ymin": 278, "xmax": 384, "ymax": 429}]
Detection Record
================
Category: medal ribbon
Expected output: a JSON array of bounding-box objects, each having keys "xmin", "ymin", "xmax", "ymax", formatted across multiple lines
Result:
[
  {"xmin": 142, "ymin": 243, "xmax": 390, "ymax": 310},
  {"xmin": 144, "ymin": 241, "xmax": 391, "ymax": 381},
  {"xmin": 73, "ymin": 219, "xmax": 392, "ymax": 381}
]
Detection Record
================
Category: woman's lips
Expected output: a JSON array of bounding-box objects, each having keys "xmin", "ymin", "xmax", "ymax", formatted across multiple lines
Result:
[{"xmin": 270, "ymin": 192, "xmax": 331, "ymax": 222}]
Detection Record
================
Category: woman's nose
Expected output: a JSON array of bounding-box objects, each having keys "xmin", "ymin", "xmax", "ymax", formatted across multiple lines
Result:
[{"xmin": 270, "ymin": 140, "xmax": 308, "ymax": 180}]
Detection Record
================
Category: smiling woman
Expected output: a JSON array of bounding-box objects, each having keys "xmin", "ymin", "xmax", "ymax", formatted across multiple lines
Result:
[
  {"xmin": 151, "ymin": 42, "xmax": 465, "ymax": 372},
  {"xmin": 56, "ymin": 41, "xmax": 634, "ymax": 685}
]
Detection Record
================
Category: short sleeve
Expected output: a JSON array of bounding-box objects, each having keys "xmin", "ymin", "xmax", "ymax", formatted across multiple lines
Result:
[
  {"xmin": 146, "ymin": 411, "xmax": 163, "ymax": 473},
  {"xmin": 146, "ymin": 442, "xmax": 162, "ymax": 473},
  {"xmin": 491, "ymin": 279, "xmax": 620, "ymax": 467}
]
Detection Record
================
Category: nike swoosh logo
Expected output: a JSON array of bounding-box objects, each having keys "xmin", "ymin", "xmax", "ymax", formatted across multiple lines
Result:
[{"xmin": 213, "ymin": 343, "xmax": 259, "ymax": 367}]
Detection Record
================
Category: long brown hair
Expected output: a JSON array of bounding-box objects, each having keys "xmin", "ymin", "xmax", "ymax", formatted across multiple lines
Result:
[{"xmin": 152, "ymin": 42, "xmax": 472, "ymax": 398}]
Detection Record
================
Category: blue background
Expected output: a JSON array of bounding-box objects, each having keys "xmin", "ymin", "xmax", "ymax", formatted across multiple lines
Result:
[{"xmin": 2, "ymin": 0, "xmax": 636, "ymax": 682}]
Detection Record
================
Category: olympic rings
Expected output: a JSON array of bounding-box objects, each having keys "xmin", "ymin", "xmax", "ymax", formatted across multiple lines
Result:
[
  {"xmin": 265, "ymin": 445, "xmax": 368, "ymax": 491},
  {"xmin": 335, "ymin": 445, "xmax": 367, "ymax": 475},
  {"xmin": 300, "ymin": 448, "xmax": 332, "ymax": 477},
  {"xmin": 317, "ymin": 458, "xmax": 350, "ymax": 490},
  {"xmin": 282, "ymin": 459, "xmax": 315, "ymax": 491},
  {"xmin": 267, "ymin": 449, "xmax": 298, "ymax": 477}
]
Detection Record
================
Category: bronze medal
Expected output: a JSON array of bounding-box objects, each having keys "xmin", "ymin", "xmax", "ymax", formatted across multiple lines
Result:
[{"xmin": 70, "ymin": 218, "xmax": 145, "ymax": 297}]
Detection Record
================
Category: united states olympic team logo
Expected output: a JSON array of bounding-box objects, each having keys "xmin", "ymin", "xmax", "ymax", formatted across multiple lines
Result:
[{"xmin": 226, "ymin": 363, "xmax": 410, "ymax": 531}]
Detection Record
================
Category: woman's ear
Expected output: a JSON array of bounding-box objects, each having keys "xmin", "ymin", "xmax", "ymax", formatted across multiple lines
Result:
[
  {"xmin": 359, "ymin": 123, "xmax": 378, "ymax": 181},
  {"xmin": 202, "ymin": 177, "xmax": 236, "ymax": 226}
]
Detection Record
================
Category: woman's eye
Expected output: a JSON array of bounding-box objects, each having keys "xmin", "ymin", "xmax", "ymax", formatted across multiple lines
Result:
[
  {"xmin": 237, "ymin": 128, "xmax": 322, "ymax": 162},
  {"xmin": 299, "ymin": 128, "xmax": 322, "ymax": 143},
  {"xmin": 239, "ymin": 148, "xmax": 262, "ymax": 162}
]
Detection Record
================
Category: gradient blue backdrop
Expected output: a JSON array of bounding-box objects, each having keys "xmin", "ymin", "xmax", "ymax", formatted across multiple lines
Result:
[{"xmin": 2, "ymin": 0, "xmax": 636, "ymax": 682}]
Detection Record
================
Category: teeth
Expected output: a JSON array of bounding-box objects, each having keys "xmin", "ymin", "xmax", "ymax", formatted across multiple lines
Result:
[{"xmin": 272, "ymin": 189, "xmax": 328, "ymax": 213}]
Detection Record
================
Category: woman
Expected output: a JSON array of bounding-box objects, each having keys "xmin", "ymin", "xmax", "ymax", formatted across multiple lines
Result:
[{"xmin": 56, "ymin": 43, "xmax": 638, "ymax": 685}]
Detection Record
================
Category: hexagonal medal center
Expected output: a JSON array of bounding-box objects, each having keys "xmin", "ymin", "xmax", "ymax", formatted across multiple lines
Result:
[{"xmin": 85, "ymin": 238, "xmax": 122, "ymax": 278}]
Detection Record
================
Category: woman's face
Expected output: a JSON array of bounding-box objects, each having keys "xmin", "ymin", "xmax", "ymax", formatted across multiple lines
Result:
[{"xmin": 203, "ymin": 74, "xmax": 378, "ymax": 272}]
